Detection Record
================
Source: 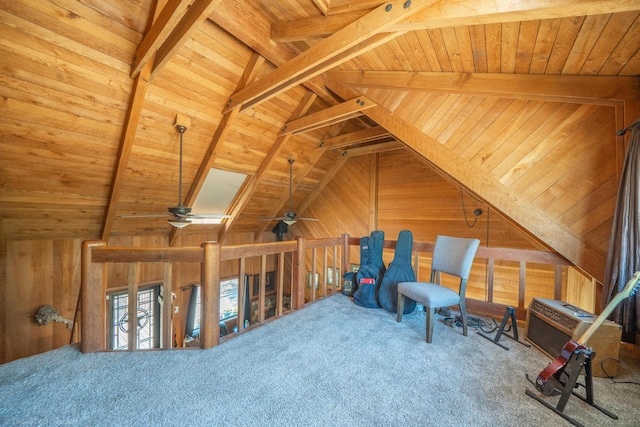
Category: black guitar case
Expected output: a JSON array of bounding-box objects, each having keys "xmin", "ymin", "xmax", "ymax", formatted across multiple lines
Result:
[
  {"xmin": 377, "ymin": 230, "xmax": 416, "ymax": 314},
  {"xmin": 353, "ymin": 231, "xmax": 386, "ymax": 308}
]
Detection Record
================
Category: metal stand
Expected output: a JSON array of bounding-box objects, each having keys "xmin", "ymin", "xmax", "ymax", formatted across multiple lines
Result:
[
  {"xmin": 525, "ymin": 349, "xmax": 617, "ymax": 427},
  {"xmin": 478, "ymin": 306, "xmax": 530, "ymax": 350}
]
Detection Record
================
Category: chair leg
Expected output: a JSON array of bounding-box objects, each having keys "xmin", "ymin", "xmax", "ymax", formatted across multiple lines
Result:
[
  {"xmin": 459, "ymin": 300, "xmax": 468, "ymax": 337},
  {"xmin": 425, "ymin": 306, "xmax": 435, "ymax": 343},
  {"xmin": 397, "ymin": 293, "xmax": 405, "ymax": 322}
]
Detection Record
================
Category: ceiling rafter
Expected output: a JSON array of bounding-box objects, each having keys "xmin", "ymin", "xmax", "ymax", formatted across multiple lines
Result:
[
  {"xmin": 271, "ymin": 0, "xmax": 640, "ymax": 42},
  {"xmin": 209, "ymin": 0, "xmax": 338, "ymax": 106},
  {"xmin": 319, "ymin": 126, "xmax": 391, "ymax": 150},
  {"xmin": 222, "ymin": 0, "xmax": 432, "ymax": 113},
  {"xmin": 328, "ymin": 71, "xmax": 640, "ymax": 104},
  {"xmin": 169, "ymin": 52, "xmax": 265, "ymax": 246},
  {"xmin": 151, "ymin": 0, "xmax": 223, "ymax": 79},
  {"xmin": 281, "ymin": 96, "xmax": 376, "ymax": 135},
  {"xmin": 100, "ymin": 0, "xmax": 168, "ymax": 242},
  {"xmin": 131, "ymin": 0, "xmax": 191, "ymax": 78},
  {"xmin": 218, "ymin": 92, "xmax": 318, "ymax": 242}
]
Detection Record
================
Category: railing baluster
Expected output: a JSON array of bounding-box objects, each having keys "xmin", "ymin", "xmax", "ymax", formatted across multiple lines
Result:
[{"xmin": 127, "ymin": 263, "xmax": 139, "ymax": 351}]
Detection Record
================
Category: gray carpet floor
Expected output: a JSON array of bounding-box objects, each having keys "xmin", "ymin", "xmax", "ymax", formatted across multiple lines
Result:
[{"xmin": 1, "ymin": 293, "xmax": 639, "ymax": 427}]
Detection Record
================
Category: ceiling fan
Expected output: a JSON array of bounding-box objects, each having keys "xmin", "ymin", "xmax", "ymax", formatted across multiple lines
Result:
[
  {"xmin": 260, "ymin": 158, "xmax": 319, "ymax": 225},
  {"xmin": 120, "ymin": 124, "xmax": 230, "ymax": 229}
]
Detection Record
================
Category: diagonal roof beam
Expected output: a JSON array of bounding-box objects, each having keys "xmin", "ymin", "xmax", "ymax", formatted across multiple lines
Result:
[
  {"xmin": 151, "ymin": 0, "xmax": 223, "ymax": 79},
  {"xmin": 131, "ymin": 0, "xmax": 191, "ymax": 78},
  {"xmin": 209, "ymin": 0, "xmax": 338, "ymax": 106},
  {"xmin": 223, "ymin": 0, "xmax": 434, "ymax": 113},
  {"xmin": 169, "ymin": 52, "xmax": 265, "ymax": 246},
  {"xmin": 281, "ymin": 96, "xmax": 376, "ymax": 135},
  {"xmin": 219, "ymin": 92, "xmax": 317, "ymax": 242},
  {"xmin": 101, "ymin": 0, "xmax": 167, "ymax": 241},
  {"xmin": 272, "ymin": 0, "xmax": 640, "ymax": 42}
]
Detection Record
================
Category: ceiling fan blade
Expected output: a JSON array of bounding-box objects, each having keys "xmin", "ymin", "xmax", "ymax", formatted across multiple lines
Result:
[
  {"xmin": 120, "ymin": 214, "xmax": 170, "ymax": 218},
  {"xmin": 258, "ymin": 217, "xmax": 287, "ymax": 221},
  {"xmin": 296, "ymin": 217, "xmax": 319, "ymax": 221}
]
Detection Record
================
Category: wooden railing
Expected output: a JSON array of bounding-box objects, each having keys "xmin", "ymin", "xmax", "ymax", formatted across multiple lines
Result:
[
  {"xmin": 81, "ymin": 237, "xmax": 344, "ymax": 353},
  {"xmin": 81, "ymin": 234, "xmax": 572, "ymax": 353}
]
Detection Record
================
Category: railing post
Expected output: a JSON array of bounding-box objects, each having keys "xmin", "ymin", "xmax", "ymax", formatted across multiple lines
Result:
[
  {"xmin": 292, "ymin": 236, "xmax": 306, "ymax": 310},
  {"xmin": 341, "ymin": 234, "xmax": 350, "ymax": 279},
  {"xmin": 162, "ymin": 263, "xmax": 173, "ymax": 349},
  {"xmin": 201, "ymin": 241, "xmax": 221, "ymax": 349},
  {"xmin": 81, "ymin": 240, "xmax": 106, "ymax": 354}
]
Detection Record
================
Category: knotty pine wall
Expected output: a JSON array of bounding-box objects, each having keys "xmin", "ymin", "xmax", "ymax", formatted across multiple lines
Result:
[
  {"xmin": 0, "ymin": 149, "xmax": 613, "ymax": 363},
  {"xmin": 298, "ymin": 149, "xmax": 593, "ymax": 313}
]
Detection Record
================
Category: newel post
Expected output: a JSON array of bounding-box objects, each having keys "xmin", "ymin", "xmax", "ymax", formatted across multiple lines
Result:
[
  {"xmin": 201, "ymin": 241, "xmax": 221, "ymax": 349},
  {"xmin": 292, "ymin": 236, "xmax": 307, "ymax": 310},
  {"xmin": 81, "ymin": 240, "xmax": 106, "ymax": 354}
]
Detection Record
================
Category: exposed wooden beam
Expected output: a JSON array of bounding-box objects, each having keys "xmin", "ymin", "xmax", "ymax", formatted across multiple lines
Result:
[
  {"xmin": 152, "ymin": 0, "xmax": 223, "ymax": 79},
  {"xmin": 272, "ymin": 0, "xmax": 640, "ymax": 41},
  {"xmin": 210, "ymin": 0, "xmax": 338, "ymax": 105},
  {"xmin": 223, "ymin": 0, "xmax": 433, "ymax": 113},
  {"xmin": 219, "ymin": 92, "xmax": 317, "ymax": 242},
  {"xmin": 319, "ymin": 126, "xmax": 390, "ymax": 150},
  {"xmin": 169, "ymin": 52, "xmax": 265, "ymax": 246},
  {"xmin": 131, "ymin": 0, "xmax": 191, "ymax": 78},
  {"xmin": 271, "ymin": 10, "xmax": 368, "ymax": 42},
  {"xmin": 328, "ymin": 71, "xmax": 640, "ymax": 104},
  {"xmin": 281, "ymin": 96, "xmax": 375, "ymax": 135},
  {"xmin": 325, "ymin": 75, "xmax": 607, "ymax": 281},
  {"xmin": 101, "ymin": 60, "xmax": 153, "ymax": 242},
  {"xmin": 343, "ymin": 140, "xmax": 405, "ymax": 156},
  {"xmin": 399, "ymin": 0, "xmax": 640, "ymax": 31}
]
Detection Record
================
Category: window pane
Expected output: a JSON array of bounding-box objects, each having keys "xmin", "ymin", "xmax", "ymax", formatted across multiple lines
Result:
[
  {"xmin": 220, "ymin": 278, "xmax": 238, "ymax": 321},
  {"xmin": 110, "ymin": 287, "xmax": 158, "ymax": 350}
]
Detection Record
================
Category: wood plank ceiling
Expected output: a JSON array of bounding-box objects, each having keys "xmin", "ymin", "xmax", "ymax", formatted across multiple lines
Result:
[{"xmin": 1, "ymin": 0, "xmax": 639, "ymax": 281}]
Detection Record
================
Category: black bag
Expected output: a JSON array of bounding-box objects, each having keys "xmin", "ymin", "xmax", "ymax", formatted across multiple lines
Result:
[
  {"xmin": 353, "ymin": 231, "xmax": 386, "ymax": 308},
  {"xmin": 377, "ymin": 230, "xmax": 416, "ymax": 314}
]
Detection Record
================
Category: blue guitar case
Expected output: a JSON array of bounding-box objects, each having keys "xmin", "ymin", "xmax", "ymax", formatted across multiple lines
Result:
[
  {"xmin": 378, "ymin": 230, "xmax": 416, "ymax": 314},
  {"xmin": 353, "ymin": 231, "xmax": 386, "ymax": 308}
]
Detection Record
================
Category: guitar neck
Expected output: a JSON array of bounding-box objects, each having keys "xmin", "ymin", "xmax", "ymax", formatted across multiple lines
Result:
[{"xmin": 577, "ymin": 271, "xmax": 640, "ymax": 346}]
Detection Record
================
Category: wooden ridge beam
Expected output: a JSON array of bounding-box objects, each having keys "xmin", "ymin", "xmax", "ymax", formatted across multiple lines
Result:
[
  {"xmin": 223, "ymin": 0, "xmax": 433, "ymax": 113},
  {"xmin": 324, "ymin": 75, "xmax": 607, "ymax": 281},
  {"xmin": 281, "ymin": 96, "xmax": 375, "ymax": 135},
  {"xmin": 328, "ymin": 71, "xmax": 640, "ymax": 104}
]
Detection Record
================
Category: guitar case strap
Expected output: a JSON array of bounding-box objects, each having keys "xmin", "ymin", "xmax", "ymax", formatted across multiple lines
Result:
[{"xmin": 378, "ymin": 230, "xmax": 416, "ymax": 314}]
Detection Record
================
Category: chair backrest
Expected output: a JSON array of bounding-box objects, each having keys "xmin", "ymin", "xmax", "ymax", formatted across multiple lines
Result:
[{"xmin": 430, "ymin": 235, "xmax": 480, "ymax": 280}]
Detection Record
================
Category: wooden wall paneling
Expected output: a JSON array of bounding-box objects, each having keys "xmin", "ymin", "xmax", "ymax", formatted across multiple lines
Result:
[{"xmin": 52, "ymin": 239, "xmax": 82, "ymax": 348}]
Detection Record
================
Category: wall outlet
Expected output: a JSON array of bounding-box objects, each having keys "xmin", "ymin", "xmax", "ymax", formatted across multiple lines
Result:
[{"xmin": 174, "ymin": 306, "xmax": 179, "ymax": 314}]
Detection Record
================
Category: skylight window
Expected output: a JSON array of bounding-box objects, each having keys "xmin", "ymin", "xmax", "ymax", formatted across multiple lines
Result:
[{"xmin": 192, "ymin": 168, "xmax": 247, "ymax": 221}]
